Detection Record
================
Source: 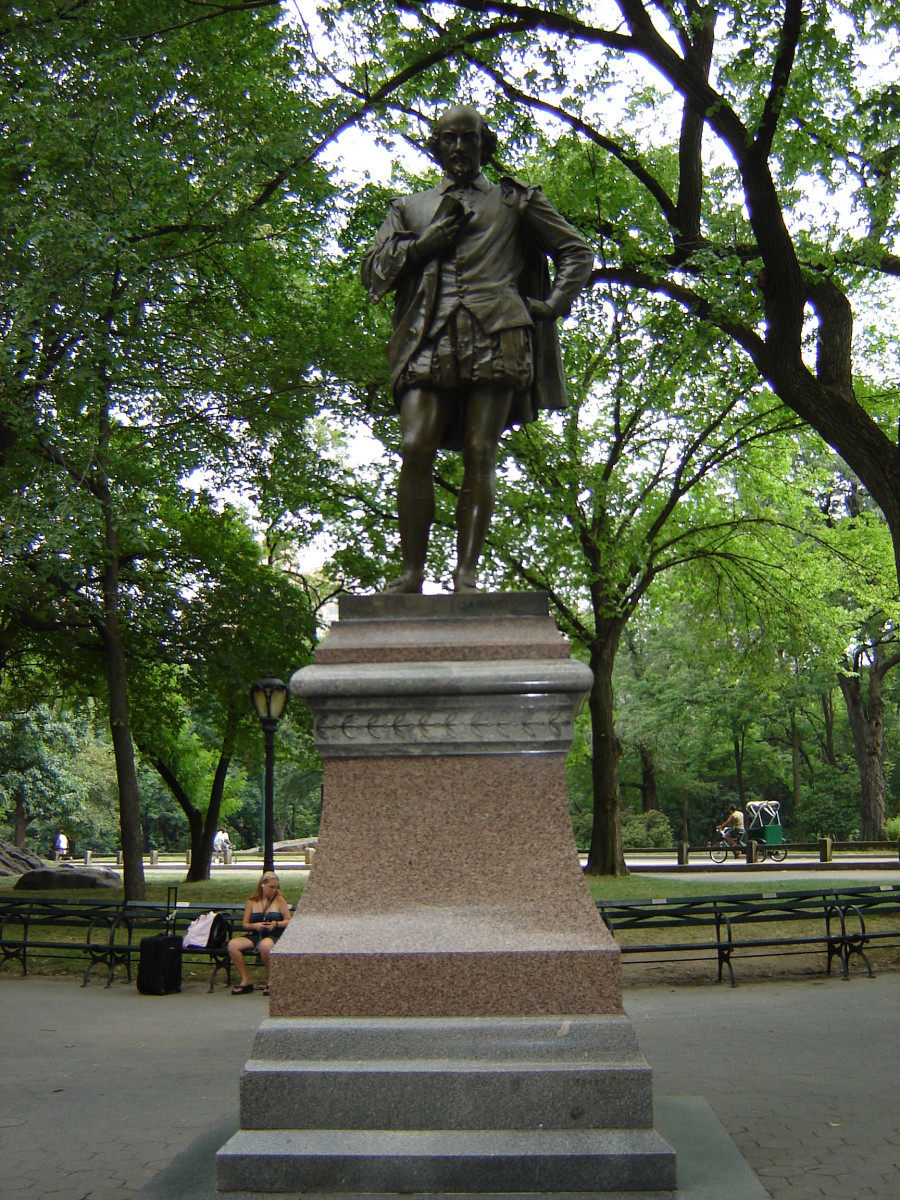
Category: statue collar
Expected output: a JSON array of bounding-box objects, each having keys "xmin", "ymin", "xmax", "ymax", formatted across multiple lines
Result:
[{"xmin": 439, "ymin": 173, "xmax": 491, "ymax": 193}]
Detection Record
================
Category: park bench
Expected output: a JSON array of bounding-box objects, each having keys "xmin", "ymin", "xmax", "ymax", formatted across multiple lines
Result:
[
  {"xmin": 106, "ymin": 898, "xmax": 250, "ymax": 992},
  {"xmin": 0, "ymin": 895, "xmax": 248, "ymax": 991},
  {"xmin": 0, "ymin": 896, "xmax": 139, "ymax": 987},
  {"xmin": 596, "ymin": 883, "xmax": 900, "ymax": 986}
]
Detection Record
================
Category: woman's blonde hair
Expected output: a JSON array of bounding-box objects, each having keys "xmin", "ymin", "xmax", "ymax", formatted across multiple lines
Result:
[{"xmin": 250, "ymin": 871, "xmax": 282, "ymax": 903}]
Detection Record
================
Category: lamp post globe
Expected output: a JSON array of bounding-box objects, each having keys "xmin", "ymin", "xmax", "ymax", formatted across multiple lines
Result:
[{"xmin": 251, "ymin": 676, "xmax": 288, "ymax": 873}]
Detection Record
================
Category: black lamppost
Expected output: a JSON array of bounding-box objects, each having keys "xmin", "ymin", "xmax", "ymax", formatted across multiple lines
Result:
[{"xmin": 251, "ymin": 675, "xmax": 289, "ymax": 873}]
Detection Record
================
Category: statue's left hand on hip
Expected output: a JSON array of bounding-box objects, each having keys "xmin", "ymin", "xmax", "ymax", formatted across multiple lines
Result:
[{"xmin": 526, "ymin": 298, "xmax": 555, "ymax": 321}]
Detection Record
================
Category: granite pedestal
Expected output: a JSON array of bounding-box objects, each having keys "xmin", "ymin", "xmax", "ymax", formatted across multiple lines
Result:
[{"xmin": 216, "ymin": 593, "xmax": 676, "ymax": 1194}]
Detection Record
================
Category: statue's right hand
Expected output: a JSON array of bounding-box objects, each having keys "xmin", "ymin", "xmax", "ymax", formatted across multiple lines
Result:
[{"xmin": 413, "ymin": 211, "xmax": 472, "ymax": 260}]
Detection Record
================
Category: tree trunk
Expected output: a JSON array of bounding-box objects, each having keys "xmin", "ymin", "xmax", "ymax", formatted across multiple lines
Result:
[
  {"xmin": 639, "ymin": 745, "xmax": 659, "ymax": 812},
  {"xmin": 145, "ymin": 712, "xmax": 238, "ymax": 883},
  {"xmin": 147, "ymin": 754, "xmax": 204, "ymax": 873},
  {"xmin": 733, "ymin": 731, "xmax": 746, "ymax": 806},
  {"xmin": 838, "ymin": 668, "xmax": 887, "ymax": 840},
  {"xmin": 820, "ymin": 690, "xmax": 838, "ymax": 767},
  {"xmin": 790, "ymin": 710, "xmax": 802, "ymax": 810},
  {"xmin": 14, "ymin": 792, "xmax": 27, "ymax": 848},
  {"xmin": 188, "ymin": 712, "xmax": 238, "ymax": 882},
  {"xmin": 102, "ymin": 513, "xmax": 146, "ymax": 901},
  {"xmin": 93, "ymin": 384, "xmax": 145, "ymax": 901},
  {"xmin": 584, "ymin": 626, "xmax": 628, "ymax": 876}
]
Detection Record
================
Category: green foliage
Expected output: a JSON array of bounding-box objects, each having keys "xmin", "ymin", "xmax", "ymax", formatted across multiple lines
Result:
[
  {"xmin": 793, "ymin": 767, "xmax": 861, "ymax": 841},
  {"xmin": 0, "ymin": 3, "xmax": 344, "ymax": 890},
  {"xmin": 620, "ymin": 807, "xmax": 675, "ymax": 849},
  {"xmin": 5, "ymin": 0, "xmax": 900, "ymax": 877},
  {"xmin": 0, "ymin": 703, "xmax": 122, "ymax": 852},
  {"xmin": 276, "ymin": 763, "xmax": 324, "ymax": 840},
  {"xmin": 137, "ymin": 766, "xmax": 191, "ymax": 853}
]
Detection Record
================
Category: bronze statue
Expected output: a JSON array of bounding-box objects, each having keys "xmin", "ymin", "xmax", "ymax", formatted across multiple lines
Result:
[{"xmin": 362, "ymin": 106, "xmax": 593, "ymax": 593}]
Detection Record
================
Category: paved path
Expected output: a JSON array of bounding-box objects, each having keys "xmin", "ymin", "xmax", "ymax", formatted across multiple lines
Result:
[
  {"xmin": 625, "ymin": 974, "xmax": 900, "ymax": 1199},
  {"xmin": 1, "ymin": 971, "xmax": 897, "ymax": 1200}
]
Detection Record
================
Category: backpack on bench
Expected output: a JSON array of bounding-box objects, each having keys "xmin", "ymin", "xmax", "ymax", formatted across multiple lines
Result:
[{"xmin": 182, "ymin": 911, "xmax": 229, "ymax": 949}]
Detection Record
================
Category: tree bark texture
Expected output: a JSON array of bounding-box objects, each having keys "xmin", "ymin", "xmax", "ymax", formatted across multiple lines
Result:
[
  {"xmin": 639, "ymin": 744, "xmax": 660, "ymax": 812},
  {"xmin": 790, "ymin": 710, "xmax": 802, "ymax": 810},
  {"xmin": 584, "ymin": 629, "xmax": 628, "ymax": 876},
  {"xmin": 14, "ymin": 794, "xmax": 27, "ymax": 848},
  {"xmin": 838, "ymin": 667, "xmax": 887, "ymax": 840},
  {"xmin": 820, "ymin": 690, "xmax": 838, "ymax": 768},
  {"xmin": 101, "ymin": 500, "xmax": 146, "ymax": 901},
  {"xmin": 733, "ymin": 732, "xmax": 746, "ymax": 807}
]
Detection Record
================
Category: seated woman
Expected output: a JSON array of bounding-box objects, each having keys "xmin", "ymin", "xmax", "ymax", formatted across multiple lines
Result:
[{"xmin": 228, "ymin": 871, "xmax": 292, "ymax": 996}]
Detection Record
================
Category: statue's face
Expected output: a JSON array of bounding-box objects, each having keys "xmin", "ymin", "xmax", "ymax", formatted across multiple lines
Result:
[{"xmin": 434, "ymin": 109, "xmax": 483, "ymax": 183}]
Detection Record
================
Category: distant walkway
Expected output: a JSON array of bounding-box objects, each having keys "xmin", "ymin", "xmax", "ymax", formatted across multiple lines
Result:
[{"xmin": 1, "ymin": 971, "xmax": 897, "ymax": 1199}]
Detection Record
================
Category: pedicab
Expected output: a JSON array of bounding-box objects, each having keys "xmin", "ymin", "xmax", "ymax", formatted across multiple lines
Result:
[{"xmin": 746, "ymin": 799, "xmax": 787, "ymax": 862}]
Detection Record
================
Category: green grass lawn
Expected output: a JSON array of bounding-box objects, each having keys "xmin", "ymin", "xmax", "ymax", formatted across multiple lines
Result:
[
  {"xmin": 584, "ymin": 872, "xmax": 832, "ymax": 903},
  {"xmin": 2, "ymin": 867, "xmax": 897, "ymax": 981},
  {"xmin": 0, "ymin": 871, "xmax": 309, "ymax": 906},
  {"xmin": 1, "ymin": 866, "xmax": 881, "ymax": 906}
]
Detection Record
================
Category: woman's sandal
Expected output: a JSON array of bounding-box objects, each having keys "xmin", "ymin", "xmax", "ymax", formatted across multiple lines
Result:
[
  {"xmin": 231, "ymin": 982, "xmax": 254, "ymax": 995},
  {"xmin": 262, "ymin": 986, "xmax": 270, "ymax": 997}
]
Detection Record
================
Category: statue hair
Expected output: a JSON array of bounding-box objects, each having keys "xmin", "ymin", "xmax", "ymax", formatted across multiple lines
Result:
[{"xmin": 425, "ymin": 108, "xmax": 499, "ymax": 166}]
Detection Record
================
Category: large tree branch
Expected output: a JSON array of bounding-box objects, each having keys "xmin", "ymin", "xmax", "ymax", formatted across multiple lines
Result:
[
  {"xmin": 805, "ymin": 277, "xmax": 854, "ymax": 399},
  {"xmin": 123, "ymin": 1, "xmax": 280, "ymax": 41},
  {"xmin": 674, "ymin": 2, "xmax": 715, "ymax": 251},
  {"xmin": 590, "ymin": 265, "xmax": 767, "ymax": 361},
  {"xmin": 399, "ymin": 0, "xmax": 632, "ymax": 50},
  {"xmin": 463, "ymin": 54, "xmax": 678, "ymax": 225},
  {"xmin": 755, "ymin": 0, "xmax": 803, "ymax": 157}
]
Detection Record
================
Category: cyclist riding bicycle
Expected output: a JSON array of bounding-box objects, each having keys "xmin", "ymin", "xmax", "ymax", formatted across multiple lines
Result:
[{"xmin": 716, "ymin": 804, "xmax": 745, "ymax": 855}]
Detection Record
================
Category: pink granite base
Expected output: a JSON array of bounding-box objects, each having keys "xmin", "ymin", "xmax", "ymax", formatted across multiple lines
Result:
[{"xmin": 269, "ymin": 752, "xmax": 621, "ymax": 1018}]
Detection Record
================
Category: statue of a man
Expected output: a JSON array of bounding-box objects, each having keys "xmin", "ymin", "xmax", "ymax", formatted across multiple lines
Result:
[{"xmin": 362, "ymin": 106, "xmax": 593, "ymax": 593}]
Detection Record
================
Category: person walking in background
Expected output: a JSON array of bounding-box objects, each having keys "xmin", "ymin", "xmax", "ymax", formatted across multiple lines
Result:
[{"xmin": 212, "ymin": 828, "xmax": 231, "ymax": 863}]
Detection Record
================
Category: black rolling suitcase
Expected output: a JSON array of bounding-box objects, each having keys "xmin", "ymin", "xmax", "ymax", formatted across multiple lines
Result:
[{"xmin": 137, "ymin": 934, "xmax": 182, "ymax": 995}]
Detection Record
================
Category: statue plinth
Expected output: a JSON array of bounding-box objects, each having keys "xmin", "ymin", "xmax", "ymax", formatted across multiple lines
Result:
[
  {"xmin": 216, "ymin": 593, "xmax": 675, "ymax": 1194},
  {"xmin": 270, "ymin": 590, "xmax": 618, "ymax": 1018}
]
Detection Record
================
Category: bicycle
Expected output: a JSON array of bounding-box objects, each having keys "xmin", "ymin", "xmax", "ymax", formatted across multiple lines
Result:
[
  {"xmin": 709, "ymin": 830, "xmax": 787, "ymax": 863},
  {"xmin": 709, "ymin": 831, "xmax": 743, "ymax": 863}
]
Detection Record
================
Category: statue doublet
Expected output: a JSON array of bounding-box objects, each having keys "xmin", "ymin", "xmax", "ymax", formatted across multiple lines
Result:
[{"xmin": 362, "ymin": 174, "xmax": 593, "ymax": 426}]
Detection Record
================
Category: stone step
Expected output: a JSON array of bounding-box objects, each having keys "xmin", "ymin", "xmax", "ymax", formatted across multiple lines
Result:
[
  {"xmin": 216, "ymin": 1127, "xmax": 678, "ymax": 1194},
  {"xmin": 239, "ymin": 1058, "xmax": 654, "ymax": 1131},
  {"xmin": 247, "ymin": 1015, "xmax": 643, "ymax": 1062}
]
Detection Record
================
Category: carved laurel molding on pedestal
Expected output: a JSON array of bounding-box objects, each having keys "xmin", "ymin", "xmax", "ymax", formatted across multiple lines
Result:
[{"xmin": 292, "ymin": 658, "xmax": 593, "ymax": 758}]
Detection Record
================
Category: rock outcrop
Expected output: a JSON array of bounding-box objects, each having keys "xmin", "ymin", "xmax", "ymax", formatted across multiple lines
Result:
[
  {"xmin": 15, "ymin": 865, "xmax": 121, "ymax": 890},
  {"xmin": 0, "ymin": 839, "xmax": 45, "ymax": 877}
]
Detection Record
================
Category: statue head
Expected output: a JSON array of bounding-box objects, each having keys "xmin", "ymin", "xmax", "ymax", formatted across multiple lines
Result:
[{"xmin": 425, "ymin": 106, "xmax": 498, "ymax": 181}]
